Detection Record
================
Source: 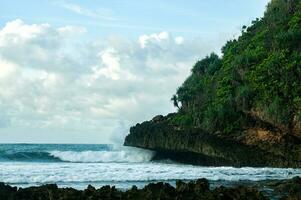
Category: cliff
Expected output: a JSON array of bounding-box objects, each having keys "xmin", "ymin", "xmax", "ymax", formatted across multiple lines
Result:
[
  {"xmin": 124, "ymin": 114, "xmax": 301, "ymax": 167},
  {"xmin": 124, "ymin": 0, "xmax": 301, "ymax": 167}
]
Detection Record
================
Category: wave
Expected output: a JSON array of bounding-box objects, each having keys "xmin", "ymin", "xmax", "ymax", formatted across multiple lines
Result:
[
  {"xmin": 0, "ymin": 151, "xmax": 61, "ymax": 162},
  {"xmin": 49, "ymin": 148, "xmax": 154, "ymax": 163},
  {"xmin": 0, "ymin": 147, "xmax": 154, "ymax": 163}
]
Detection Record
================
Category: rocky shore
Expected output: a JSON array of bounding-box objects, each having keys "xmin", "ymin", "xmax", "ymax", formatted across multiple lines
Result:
[
  {"xmin": 124, "ymin": 114, "xmax": 301, "ymax": 167},
  {"xmin": 1, "ymin": 177, "xmax": 301, "ymax": 200}
]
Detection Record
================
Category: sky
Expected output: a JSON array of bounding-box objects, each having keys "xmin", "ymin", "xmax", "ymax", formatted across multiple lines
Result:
[{"xmin": 0, "ymin": 0, "xmax": 270, "ymax": 144}]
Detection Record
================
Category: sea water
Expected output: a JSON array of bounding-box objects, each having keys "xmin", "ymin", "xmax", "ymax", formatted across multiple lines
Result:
[{"xmin": 0, "ymin": 144, "xmax": 300, "ymax": 189}]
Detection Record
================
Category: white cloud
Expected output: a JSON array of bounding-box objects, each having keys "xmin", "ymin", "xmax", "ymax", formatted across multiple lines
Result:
[
  {"xmin": 138, "ymin": 31, "xmax": 170, "ymax": 48},
  {"xmin": 61, "ymin": 3, "xmax": 117, "ymax": 21},
  {"xmin": 0, "ymin": 20, "xmax": 220, "ymax": 142},
  {"xmin": 0, "ymin": 59, "xmax": 17, "ymax": 80},
  {"xmin": 57, "ymin": 26, "xmax": 87, "ymax": 35},
  {"xmin": 91, "ymin": 48, "xmax": 137, "ymax": 81},
  {"xmin": 0, "ymin": 19, "xmax": 50, "ymax": 44},
  {"xmin": 175, "ymin": 36, "xmax": 184, "ymax": 45}
]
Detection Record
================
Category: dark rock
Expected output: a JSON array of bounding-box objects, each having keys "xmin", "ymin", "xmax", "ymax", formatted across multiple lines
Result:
[
  {"xmin": 0, "ymin": 182, "xmax": 17, "ymax": 200},
  {"xmin": 275, "ymin": 176, "xmax": 301, "ymax": 193},
  {"xmin": 141, "ymin": 182, "xmax": 175, "ymax": 200},
  {"xmin": 1, "ymin": 178, "xmax": 301, "ymax": 199},
  {"xmin": 213, "ymin": 185, "xmax": 269, "ymax": 200},
  {"xmin": 269, "ymin": 176, "xmax": 301, "ymax": 200},
  {"xmin": 124, "ymin": 115, "xmax": 301, "ymax": 167},
  {"xmin": 194, "ymin": 178, "xmax": 210, "ymax": 193}
]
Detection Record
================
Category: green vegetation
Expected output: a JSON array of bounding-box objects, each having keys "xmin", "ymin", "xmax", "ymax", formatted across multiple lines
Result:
[{"xmin": 171, "ymin": 0, "xmax": 301, "ymax": 134}]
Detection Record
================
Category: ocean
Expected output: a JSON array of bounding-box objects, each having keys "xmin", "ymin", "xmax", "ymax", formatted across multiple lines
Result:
[{"xmin": 0, "ymin": 143, "xmax": 301, "ymax": 190}]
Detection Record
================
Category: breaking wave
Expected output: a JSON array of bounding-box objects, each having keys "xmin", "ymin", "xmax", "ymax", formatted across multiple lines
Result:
[
  {"xmin": 49, "ymin": 148, "xmax": 154, "ymax": 163},
  {"xmin": 0, "ymin": 146, "xmax": 154, "ymax": 163}
]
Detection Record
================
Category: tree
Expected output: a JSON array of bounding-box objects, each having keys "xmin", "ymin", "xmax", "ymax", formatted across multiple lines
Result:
[{"xmin": 171, "ymin": 95, "xmax": 179, "ymax": 109}]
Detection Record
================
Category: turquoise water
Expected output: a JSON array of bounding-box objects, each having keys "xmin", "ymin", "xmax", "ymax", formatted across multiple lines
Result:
[
  {"xmin": 0, "ymin": 144, "xmax": 300, "ymax": 189},
  {"xmin": 0, "ymin": 144, "xmax": 119, "ymax": 162}
]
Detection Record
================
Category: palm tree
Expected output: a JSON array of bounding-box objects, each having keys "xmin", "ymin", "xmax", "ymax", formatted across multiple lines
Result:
[{"xmin": 171, "ymin": 95, "xmax": 179, "ymax": 109}]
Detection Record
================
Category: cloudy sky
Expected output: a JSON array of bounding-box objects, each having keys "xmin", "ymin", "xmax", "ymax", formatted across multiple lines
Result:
[{"xmin": 0, "ymin": 0, "xmax": 270, "ymax": 143}]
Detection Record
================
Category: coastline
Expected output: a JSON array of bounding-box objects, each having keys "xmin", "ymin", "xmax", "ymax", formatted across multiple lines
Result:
[
  {"xmin": 124, "ymin": 114, "xmax": 301, "ymax": 168},
  {"xmin": 1, "ymin": 177, "xmax": 301, "ymax": 200}
]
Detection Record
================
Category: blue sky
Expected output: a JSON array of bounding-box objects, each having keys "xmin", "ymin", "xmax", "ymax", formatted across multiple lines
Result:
[
  {"xmin": 1, "ymin": 0, "xmax": 269, "ymax": 39},
  {"xmin": 0, "ymin": 0, "xmax": 270, "ymax": 143}
]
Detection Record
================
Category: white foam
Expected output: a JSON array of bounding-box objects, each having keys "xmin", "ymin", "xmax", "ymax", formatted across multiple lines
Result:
[
  {"xmin": 49, "ymin": 147, "xmax": 154, "ymax": 163},
  {"xmin": 1, "ymin": 162, "xmax": 301, "ymax": 189}
]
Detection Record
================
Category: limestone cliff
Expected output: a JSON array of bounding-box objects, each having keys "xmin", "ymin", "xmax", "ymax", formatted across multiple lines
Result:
[{"xmin": 124, "ymin": 114, "xmax": 301, "ymax": 167}]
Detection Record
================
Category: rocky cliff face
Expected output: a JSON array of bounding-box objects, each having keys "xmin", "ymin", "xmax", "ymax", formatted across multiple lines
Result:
[
  {"xmin": 124, "ymin": 0, "xmax": 301, "ymax": 167},
  {"xmin": 124, "ymin": 114, "xmax": 301, "ymax": 167}
]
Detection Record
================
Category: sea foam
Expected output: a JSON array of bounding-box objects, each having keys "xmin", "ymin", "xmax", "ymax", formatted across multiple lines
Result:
[
  {"xmin": 1, "ymin": 162, "xmax": 301, "ymax": 189},
  {"xmin": 49, "ymin": 147, "xmax": 154, "ymax": 163},
  {"xmin": 1, "ymin": 144, "xmax": 301, "ymax": 190}
]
